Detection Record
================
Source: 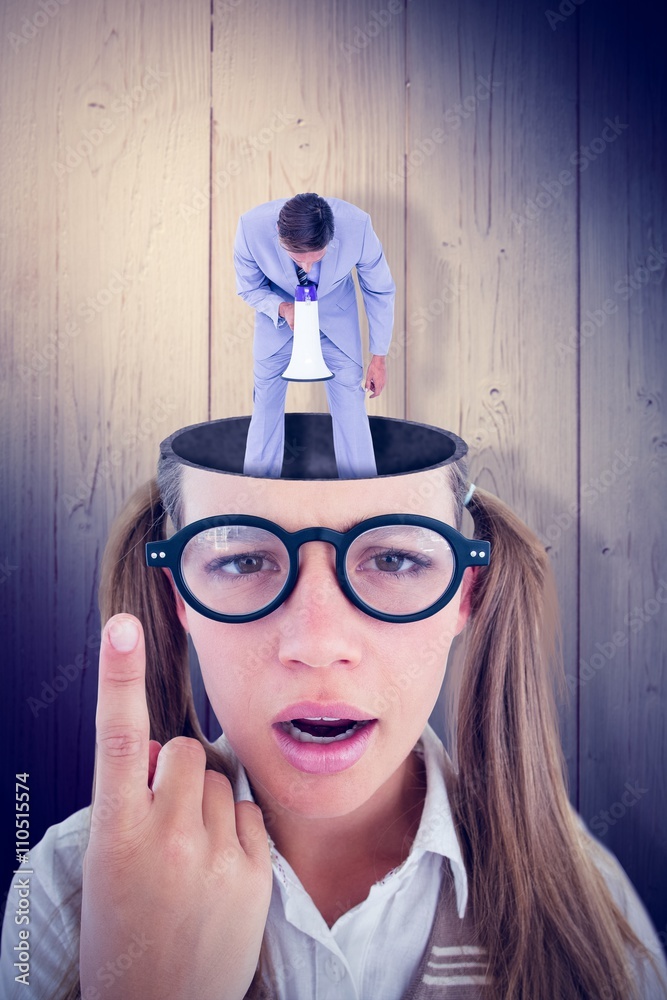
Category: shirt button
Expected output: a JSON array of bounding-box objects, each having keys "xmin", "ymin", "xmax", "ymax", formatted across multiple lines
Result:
[{"xmin": 324, "ymin": 956, "xmax": 346, "ymax": 982}]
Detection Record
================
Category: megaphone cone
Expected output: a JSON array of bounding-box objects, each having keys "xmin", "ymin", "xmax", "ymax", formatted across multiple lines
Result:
[{"xmin": 281, "ymin": 283, "xmax": 334, "ymax": 382}]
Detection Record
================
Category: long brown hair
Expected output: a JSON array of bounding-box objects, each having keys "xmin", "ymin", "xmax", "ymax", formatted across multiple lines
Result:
[
  {"xmin": 55, "ymin": 454, "xmax": 661, "ymax": 999},
  {"xmin": 446, "ymin": 464, "xmax": 660, "ymax": 998}
]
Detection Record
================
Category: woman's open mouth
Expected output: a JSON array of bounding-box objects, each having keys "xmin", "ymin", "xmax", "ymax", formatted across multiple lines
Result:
[
  {"xmin": 272, "ymin": 716, "xmax": 378, "ymax": 773},
  {"xmin": 279, "ymin": 717, "xmax": 373, "ymax": 743}
]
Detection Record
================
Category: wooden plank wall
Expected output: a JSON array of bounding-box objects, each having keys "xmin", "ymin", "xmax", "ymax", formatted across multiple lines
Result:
[
  {"xmin": 210, "ymin": 0, "xmax": 407, "ymax": 420},
  {"xmin": 1, "ymin": 0, "xmax": 665, "ymax": 951},
  {"xmin": 406, "ymin": 0, "xmax": 579, "ymax": 793},
  {"xmin": 578, "ymin": 0, "xmax": 667, "ymax": 937},
  {"xmin": 0, "ymin": 0, "xmax": 212, "ymax": 888}
]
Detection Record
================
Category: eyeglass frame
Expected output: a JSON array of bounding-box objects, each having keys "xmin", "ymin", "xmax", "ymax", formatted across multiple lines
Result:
[{"xmin": 146, "ymin": 514, "xmax": 490, "ymax": 625}]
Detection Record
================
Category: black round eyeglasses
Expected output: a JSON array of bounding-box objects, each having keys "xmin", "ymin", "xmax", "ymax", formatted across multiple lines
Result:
[{"xmin": 146, "ymin": 514, "xmax": 490, "ymax": 624}]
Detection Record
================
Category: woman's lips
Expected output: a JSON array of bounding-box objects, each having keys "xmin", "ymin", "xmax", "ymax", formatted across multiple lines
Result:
[
  {"xmin": 271, "ymin": 719, "xmax": 379, "ymax": 774},
  {"xmin": 271, "ymin": 701, "xmax": 377, "ymax": 725}
]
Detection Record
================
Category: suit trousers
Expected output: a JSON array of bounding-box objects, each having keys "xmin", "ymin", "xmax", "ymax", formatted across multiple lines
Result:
[{"xmin": 243, "ymin": 333, "xmax": 377, "ymax": 478}]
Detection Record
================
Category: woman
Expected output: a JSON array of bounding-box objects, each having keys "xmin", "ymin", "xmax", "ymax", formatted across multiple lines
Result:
[{"xmin": 2, "ymin": 415, "xmax": 665, "ymax": 999}]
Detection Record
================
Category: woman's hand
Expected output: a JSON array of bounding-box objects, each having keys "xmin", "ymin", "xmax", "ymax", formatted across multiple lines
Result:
[{"xmin": 80, "ymin": 614, "xmax": 272, "ymax": 1000}]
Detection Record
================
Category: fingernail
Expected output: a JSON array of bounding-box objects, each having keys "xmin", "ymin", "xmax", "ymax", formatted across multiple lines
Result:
[{"xmin": 107, "ymin": 617, "xmax": 139, "ymax": 653}]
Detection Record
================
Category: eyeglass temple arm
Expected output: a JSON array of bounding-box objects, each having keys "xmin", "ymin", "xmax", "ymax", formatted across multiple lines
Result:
[
  {"xmin": 462, "ymin": 541, "xmax": 491, "ymax": 568},
  {"xmin": 146, "ymin": 541, "xmax": 171, "ymax": 567}
]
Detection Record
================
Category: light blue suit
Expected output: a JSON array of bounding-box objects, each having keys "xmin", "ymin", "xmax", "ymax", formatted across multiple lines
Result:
[{"xmin": 234, "ymin": 197, "xmax": 395, "ymax": 478}]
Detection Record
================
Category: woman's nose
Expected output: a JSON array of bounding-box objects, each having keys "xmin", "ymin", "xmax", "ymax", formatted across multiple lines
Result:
[{"xmin": 276, "ymin": 545, "xmax": 364, "ymax": 670}]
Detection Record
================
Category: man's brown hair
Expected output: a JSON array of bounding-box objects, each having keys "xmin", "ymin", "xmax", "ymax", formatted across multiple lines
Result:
[{"xmin": 277, "ymin": 192, "xmax": 335, "ymax": 252}]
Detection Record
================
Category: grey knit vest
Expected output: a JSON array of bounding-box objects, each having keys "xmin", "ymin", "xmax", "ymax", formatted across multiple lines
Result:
[
  {"xmin": 402, "ymin": 859, "xmax": 489, "ymax": 999},
  {"xmin": 246, "ymin": 858, "xmax": 490, "ymax": 999}
]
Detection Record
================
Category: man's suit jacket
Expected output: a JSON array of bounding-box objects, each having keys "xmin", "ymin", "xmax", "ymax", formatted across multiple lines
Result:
[{"xmin": 233, "ymin": 197, "xmax": 395, "ymax": 365}]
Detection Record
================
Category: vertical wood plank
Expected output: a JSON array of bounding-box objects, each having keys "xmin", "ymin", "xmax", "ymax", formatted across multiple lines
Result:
[
  {"xmin": 579, "ymin": 0, "xmax": 667, "ymax": 935},
  {"xmin": 210, "ymin": 0, "xmax": 406, "ymax": 423},
  {"xmin": 0, "ymin": 0, "xmax": 62, "ymax": 862},
  {"xmin": 0, "ymin": 0, "xmax": 211, "ymax": 867},
  {"xmin": 407, "ymin": 0, "xmax": 579, "ymax": 791}
]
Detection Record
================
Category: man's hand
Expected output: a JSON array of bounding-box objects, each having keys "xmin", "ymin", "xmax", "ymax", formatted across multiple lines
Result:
[
  {"xmin": 364, "ymin": 355, "xmax": 387, "ymax": 398},
  {"xmin": 278, "ymin": 302, "xmax": 295, "ymax": 330}
]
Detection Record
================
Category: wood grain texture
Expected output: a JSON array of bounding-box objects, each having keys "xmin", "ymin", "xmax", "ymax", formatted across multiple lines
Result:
[
  {"xmin": 578, "ymin": 0, "xmax": 667, "ymax": 935},
  {"xmin": 407, "ymin": 0, "xmax": 580, "ymax": 792},
  {"xmin": 1, "ymin": 0, "xmax": 63, "ymax": 847},
  {"xmin": 1, "ymin": 0, "xmax": 211, "ymax": 847},
  {"xmin": 210, "ymin": 0, "xmax": 406, "ymax": 421}
]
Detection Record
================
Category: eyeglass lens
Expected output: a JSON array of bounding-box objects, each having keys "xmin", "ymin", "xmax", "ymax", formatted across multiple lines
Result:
[{"xmin": 180, "ymin": 524, "xmax": 455, "ymax": 617}]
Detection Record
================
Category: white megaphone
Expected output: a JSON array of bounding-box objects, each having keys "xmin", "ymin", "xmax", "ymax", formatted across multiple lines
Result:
[{"xmin": 281, "ymin": 283, "xmax": 334, "ymax": 382}]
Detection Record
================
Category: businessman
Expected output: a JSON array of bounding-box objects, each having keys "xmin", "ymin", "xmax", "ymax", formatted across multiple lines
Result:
[{"xmin": 234, "ymin": 193, "xmax": 395, "ymax": 478}]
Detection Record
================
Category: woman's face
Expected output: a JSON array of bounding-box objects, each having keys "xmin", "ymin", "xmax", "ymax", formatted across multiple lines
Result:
[{"xmin": 166, "ymin": 466, "xmax": 474, "ymax": 822}]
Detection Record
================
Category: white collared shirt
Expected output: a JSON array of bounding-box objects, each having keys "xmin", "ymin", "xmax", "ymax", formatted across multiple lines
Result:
[
  {"xmin": 229, "ymin": 722, "xmax": 468, "ymax": 1000},
  {"xmin": 299, "ymin": 258, "xmax": 321, "ymax": 286}
]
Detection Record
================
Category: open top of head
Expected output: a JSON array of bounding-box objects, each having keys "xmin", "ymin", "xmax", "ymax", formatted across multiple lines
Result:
[{"xmin": 159, "ymin": 413, "xmax": 467, "ymax": 480}]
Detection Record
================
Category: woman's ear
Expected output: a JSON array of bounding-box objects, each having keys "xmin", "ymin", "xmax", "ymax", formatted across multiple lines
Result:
[
  {"xmin": 161, "ymin": 567, "xmax": 189, "ymax": 633},
  {"xmin": 453, "ymin": 566, "xmax": 479, "ymax": 636}
]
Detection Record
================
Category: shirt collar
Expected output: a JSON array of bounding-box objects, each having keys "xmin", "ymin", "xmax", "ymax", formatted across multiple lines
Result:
[
  {"xmin": 210, "ymin": 721, "xmax": 469, "ymax": 920},
  {"xmin": 298, "ymin": 258, "xmax": 322, "ymax": 285},
  {"xmin": 410, "ymin": 722, "xmax": 469, "ymax": 918}
]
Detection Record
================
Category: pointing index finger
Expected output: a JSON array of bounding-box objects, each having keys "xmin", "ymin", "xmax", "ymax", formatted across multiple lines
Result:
[{"xmin": 93, "ymin": 614, "xmax": 152, "ymax": 829}]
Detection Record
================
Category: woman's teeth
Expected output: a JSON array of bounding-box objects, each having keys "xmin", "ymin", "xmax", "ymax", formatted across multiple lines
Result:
[{"xmin": 281, "ymin": 719, "xmax": 370, "ymax": 744}]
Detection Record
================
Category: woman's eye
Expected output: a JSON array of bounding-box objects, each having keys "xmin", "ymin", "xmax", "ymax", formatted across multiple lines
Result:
[
  {"xmin": 360, "ymin": 550, "xmax": 429, "ymax": 574},
  {"xmin": 231, "ymin": 555, "xmax": 264, "ymax": 574},
  {"xmin": 374, "ymin": 552, "xmax": 408, "ymax": 572},
  {"xmin": 206, "ymin": 552, "xmax": 279, "ymax": 575}
]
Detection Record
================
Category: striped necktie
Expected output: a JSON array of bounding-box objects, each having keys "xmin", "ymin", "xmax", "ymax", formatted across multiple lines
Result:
[{"xmin": 295, "ymin": 264, "xmax": 310, "ymax": 286}]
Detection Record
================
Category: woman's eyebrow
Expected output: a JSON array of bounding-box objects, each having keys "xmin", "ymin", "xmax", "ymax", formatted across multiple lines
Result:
[{"xmin": 336, "ymin": 517, "xmax": 392, "ymax": 534}]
